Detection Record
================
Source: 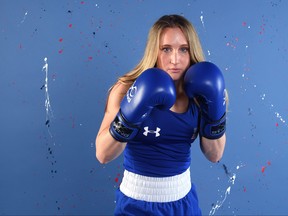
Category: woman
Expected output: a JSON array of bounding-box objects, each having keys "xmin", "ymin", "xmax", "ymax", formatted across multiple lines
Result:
[{"xmin": 96, "ymin": 14, "xmax": 227, "ymax": 216}]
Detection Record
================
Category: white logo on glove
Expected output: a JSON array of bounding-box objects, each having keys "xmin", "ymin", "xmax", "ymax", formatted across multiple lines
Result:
[
  {"xmin": 223, "ymin": 89, "xmax": 227, "ymax": 106},
  {"xmin": 126, "ymin": 81, "xmax": 137, "ymax": 103},
  {"xmin": 143, "ymin": 127, "xmax": 161, "ymax": 137}
]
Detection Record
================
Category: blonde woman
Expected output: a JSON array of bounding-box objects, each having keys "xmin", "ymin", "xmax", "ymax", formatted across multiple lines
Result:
[{"xmin": 96, "ymin": 14, "xmax": 227, "ymax": 216}]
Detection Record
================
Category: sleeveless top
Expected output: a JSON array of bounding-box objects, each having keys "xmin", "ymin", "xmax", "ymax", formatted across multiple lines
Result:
[{"xmin": 123, "ymin": 100, "xmax": 199, "ymax": 177}]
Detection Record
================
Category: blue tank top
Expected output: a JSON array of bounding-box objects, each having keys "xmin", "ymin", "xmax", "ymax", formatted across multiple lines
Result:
[{"xmin": 123, "ymin": 100, "xmax": 199, "ymax": 177}]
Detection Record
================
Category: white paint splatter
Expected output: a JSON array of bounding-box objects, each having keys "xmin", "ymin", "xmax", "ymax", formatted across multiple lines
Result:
[
  {"xmin": 20, "ymin": 11, "xmax": 28, "ymax": 24},
  {"xmin": 241, "ymin": 65, "xmax": 287, "ymax": 126},
  {"xmin": 42, "ymin": 57, "xmax": 53, "ymax": 136},
  {"xmin": 275, "ymin": 111, "xmax": 285, "ymax": 124},
  {"xmin": 209, "ymin": 186, "xmax": 231, "ymax": 215},
  {"xmin": 260, "ymin": 93, "xmax": 266, "ymax": 100},
  {"xmin": 200, "ymin": 11, "xmax": 205, "ymax": 29},
  {"xmin": 259, "ymin": 94, "xmax": 286, "ymax": 125},
  {"xmin": 209, "ymin": 162, "xmax": 247, "ymax": 215},
  {"xmin": 236, "ymin": 163, "xmax": 246, "ymax": 170}
]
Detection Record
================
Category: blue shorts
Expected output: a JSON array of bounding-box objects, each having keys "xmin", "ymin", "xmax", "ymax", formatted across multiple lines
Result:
[{"xmin": 114, "ymin": 184, "xmax": 202, "ymax": 216}]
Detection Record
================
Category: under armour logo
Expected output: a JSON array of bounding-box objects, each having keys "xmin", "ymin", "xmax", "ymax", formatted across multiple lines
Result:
[{"xmin": 143, "ymin": 127, "xmax": 161, "ymax": 137}]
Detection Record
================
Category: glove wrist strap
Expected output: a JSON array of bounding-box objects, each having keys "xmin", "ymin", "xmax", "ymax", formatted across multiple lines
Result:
[
  {"xmin": 109, "ymin": 111, "xmax": 139, "ymax": 142},
  {"xmin": 200, "ymin": 113, "xmax": 226, "ymax": 139}
]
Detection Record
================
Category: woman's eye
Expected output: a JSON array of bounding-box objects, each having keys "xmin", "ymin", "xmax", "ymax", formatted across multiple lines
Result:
[
  {"xmin": 180, "ymin": 47, "xmax": 189, "ymax": 53},
  {"xmin": 162, "ymin": 47, "xmax": 172, "ymax": 52}
]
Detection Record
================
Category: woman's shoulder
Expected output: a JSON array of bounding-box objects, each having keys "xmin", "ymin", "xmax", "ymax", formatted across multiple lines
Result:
[
  {"xmin": 110, "ymin": 81, "xmax": 131, "ymax": 95},
  {"xmin": 108, "ymin": 81, "xmax": 132, "ymax": 103}
]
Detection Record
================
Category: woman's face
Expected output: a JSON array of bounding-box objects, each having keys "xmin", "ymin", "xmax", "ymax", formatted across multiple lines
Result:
[{"xmin": 156, "ymin": 27, "xmax": 190, "ymax": 81}]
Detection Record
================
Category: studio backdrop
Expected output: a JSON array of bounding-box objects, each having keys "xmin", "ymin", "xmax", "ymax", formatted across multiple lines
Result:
[{"xmin": 1, "ymin": 0, "xmax": 288, "ymax": 215}]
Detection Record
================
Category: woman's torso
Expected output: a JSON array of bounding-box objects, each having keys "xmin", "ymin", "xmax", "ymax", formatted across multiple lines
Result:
[{"xmin": 123, "ymin": 98, "xmax": 199, "ymax": 177}]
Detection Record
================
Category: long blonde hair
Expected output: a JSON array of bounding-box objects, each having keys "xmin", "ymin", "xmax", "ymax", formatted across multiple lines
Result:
[{"xmin": 117, "ymin": 14, "xmax": 205, "ymax": 86}]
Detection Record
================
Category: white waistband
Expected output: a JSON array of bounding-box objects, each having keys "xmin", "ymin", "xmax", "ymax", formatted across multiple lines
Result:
[{"xmin": 120, "ymin": 168, "xmax": 191, "ymax": 202}]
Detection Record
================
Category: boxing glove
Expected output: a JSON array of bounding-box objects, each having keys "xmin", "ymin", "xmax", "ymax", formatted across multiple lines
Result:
[
  {"xmin": 184, "ymin": 61, "xmax": 226, "ymax": 139},
  {"xmin": 110, "ymin": 68, "xmax": 176, "ymax": 142}
]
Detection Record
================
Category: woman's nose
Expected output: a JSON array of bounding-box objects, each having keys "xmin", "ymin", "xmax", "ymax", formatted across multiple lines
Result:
[{"xmin": 170, "ymin": 51, "xmax": 179, "ymax": 64}]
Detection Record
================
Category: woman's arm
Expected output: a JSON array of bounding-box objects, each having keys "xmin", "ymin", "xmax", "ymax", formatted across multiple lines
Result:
[
  {"xmin": 95, "ymin": 82, "xmax": 130, "ymax": 164},
  {"xmin": 200, "ymin": 134, "xmax": 226, "ymax": 163}
]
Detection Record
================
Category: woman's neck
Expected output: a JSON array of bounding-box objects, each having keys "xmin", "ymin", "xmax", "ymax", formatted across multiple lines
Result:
[{"xmin": 170, "ymin": 78, "xmax": 189, "ymax": 113}]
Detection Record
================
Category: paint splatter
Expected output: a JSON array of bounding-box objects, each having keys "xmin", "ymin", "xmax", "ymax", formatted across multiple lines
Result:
[
  {"xmin": 20, "ymin": 11, "xmax": 28, "ymax": 24},
  {"xmin": 242, "ymin": 21, "xmax": 251, "ymax": 29},
  {"xmin": 210, "ymin": 186, "xmax": 231, "ymax": 215},
  {"xmin": 261, "ymin": 161, "xmax": 272, "ymax": 174},
  {"xmin": 259, "ymin": 23, "xmax": 266, "ymax": 35},
  {"xmin": 200, "ymin": 11, "xmax": 205, "ymax": 29},
  {"xmin": 226, "ymin": 37, "xmax": 239, "ymax": 50},
  {"xmin": 261, "ymin": 166, "xmax": 266, "ymax": 173},
  {"xmin": 241, "ymin": 61, "xmax": 287, "ymax": 127},
  {"xmin": 41, "ymin": 57, "xmax": 53, "ymax": 136},
  {"xmin": 209, "ymin": 163, "xmax": 245, "ymax": 215}
]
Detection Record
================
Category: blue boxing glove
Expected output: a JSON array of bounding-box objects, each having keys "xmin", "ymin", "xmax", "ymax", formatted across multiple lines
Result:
[
  {"xmin": 184, "ymin": 61, "xmax": 226, "ymax": 139},
  {"xmin": 110, "ymin": 68, "xmax": 176, "ymax": 142}
]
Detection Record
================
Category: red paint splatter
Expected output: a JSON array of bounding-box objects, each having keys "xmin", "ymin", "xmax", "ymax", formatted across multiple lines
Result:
[
  {"xmin": 243, "ymin": 186, "xmax": 247, "ymax": 192},
  {"xmin": 59, "ymin": 38, "xmax": 63, "ymax": 42},
  {"xmin": 259, "ymin": 24, "xmax": 265, "ymax": 35},
  {"xmin": 58, "ymin": 49, "xmax": 63, "ymax": 54},
  {"xmin": 259, "ymin": 17, "xmax": 266, "ymax": 35},
  {"xmin": 88, "ymin": 56, "xmax": 93, "ymax": 61},
  {"xmin": 261, "ymin": 161, "xmax": 271, "ymax": 173},
  {"xmin": 68, "ymin": 24, "xmax": 73, "ymax": 28},
  {"xmin": 114, "ymin": 173, "xmax": 121, "ymax": 184},
  {"xmin": 80, "ymin": 1, "xmax": 85, "ymax": 4},
  {"xmin": 242, "ymin": 21, "xmax": 247, "ymax": 26},
  {"xmin": 275, "ymin": 122, "xmax": 279, "ymax": 127}
]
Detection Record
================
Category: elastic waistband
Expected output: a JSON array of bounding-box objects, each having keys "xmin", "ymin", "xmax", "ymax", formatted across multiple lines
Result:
[{"xmin": 120, "ymin": 168, "xmax": 191, "ymax": 202}]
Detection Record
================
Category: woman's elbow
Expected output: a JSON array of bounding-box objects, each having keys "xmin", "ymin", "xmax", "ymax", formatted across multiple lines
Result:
[
  {"xmin": 206, "ymin": 145, "xmax": 225, "ymax": 163},
  {"xmin": 95, "ymin": 141, "xmax": 109, "ymax": 164},
  {"xmin": 95, "ymin": 140, "xmax": 121, "ymax": 164},
  {"xmin": 207, "ymin": 152, "xmax": 223, "ymax": 163},
  {"xmin": 95, "ymin": 135, "xmax": 111, "ymax": 164},
  {"xmin": 96, "ymin": 151, "xmax": 111, "ymax": 164}
]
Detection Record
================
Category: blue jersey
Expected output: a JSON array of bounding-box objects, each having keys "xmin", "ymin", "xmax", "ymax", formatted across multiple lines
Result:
[{"xmin": 123, "ymin": 100, "xmax": 199, "ymax": 177}]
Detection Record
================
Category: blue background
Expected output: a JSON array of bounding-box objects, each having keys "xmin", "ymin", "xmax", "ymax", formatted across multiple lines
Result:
[{"xmin": 1, "ymin": 0, "xmax": 288, "ymax": 215}]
